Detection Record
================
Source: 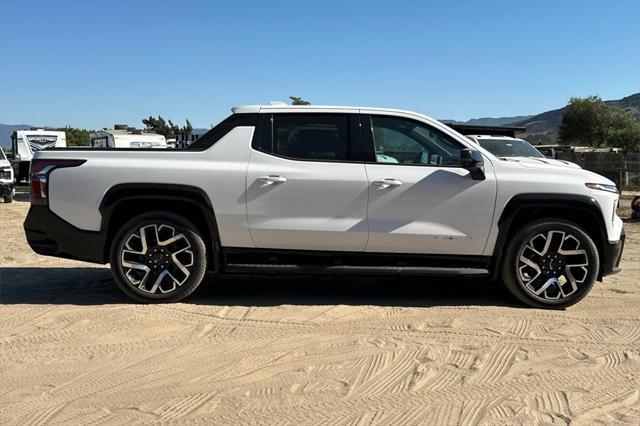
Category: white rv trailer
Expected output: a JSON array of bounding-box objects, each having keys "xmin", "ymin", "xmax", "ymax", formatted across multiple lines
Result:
[
  {"xmin": 90, "ymin": 125, "xmax": 167, "ymax": 149},
  {"xmin": 11, "ymin": 129, "xmax": 67, "ymax": 182}
]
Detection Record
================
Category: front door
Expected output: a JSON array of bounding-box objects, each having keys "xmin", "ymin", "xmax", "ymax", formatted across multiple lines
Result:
[
  {"xmin": 362, "ymin": 114, "xmax": 497, "ymax": 255},
  {"xmin": 246, "ymin": 113, "xmax": 369, "ymax": 252}
]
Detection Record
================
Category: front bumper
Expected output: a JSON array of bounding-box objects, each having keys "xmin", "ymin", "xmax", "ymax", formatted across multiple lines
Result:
[
  {"xmin": 601, "ymin": 226, "xmax": 625, "ymax": 278},
  {"xmin": 0, "ymin": 181, "xmax": 14, "ymax": 197},
  {"xmin": 24, "ymin": 206, "xmax": 107, "ymax": 264}
]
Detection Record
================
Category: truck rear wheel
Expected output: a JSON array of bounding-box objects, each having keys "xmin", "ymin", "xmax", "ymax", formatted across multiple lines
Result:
[
  {"xmin": 109, "ymin": 211, "xmax": 207, "ymax": 303},
  {"xmin": 501, "ymin": 218, "xmax": 599, "ymax": 309}
]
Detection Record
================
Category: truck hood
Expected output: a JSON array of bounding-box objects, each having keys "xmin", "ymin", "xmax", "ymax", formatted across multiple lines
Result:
[
  {"xmin": 501, "ymin": 158, "xmax": 615, "ymax": 186},
  {"xmin": 0, "ymin": 159, "xmax": 11, "ymax": 168},
  {"xmin": 501, "ymin": 156, "xmax": 582, "ymax": 169}
]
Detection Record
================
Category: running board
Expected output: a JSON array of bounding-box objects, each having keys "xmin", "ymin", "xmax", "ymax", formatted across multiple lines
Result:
[{"xmin": 224, "ymin": 263, "xmax": 489, "ymax": 276}]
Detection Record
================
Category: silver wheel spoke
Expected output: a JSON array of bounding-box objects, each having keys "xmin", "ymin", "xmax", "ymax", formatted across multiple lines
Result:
[
  {"xmin": 519, "ymin": 254, "xmax": 541, "ymax": 273},
  {"xmin": 561, "ymin": 267, "xmax": 579, "ymax": 297},
  {"xmin": 122, "ymin": 260, "xmax": 149, "ymax": 271},
  {"xmin": 559, "ymin": 249, "xmax": 587, "ymax": 256},
  {"xmin": 534, "ymin": 277, "xmax": 558, "ymax": 295},
  {"xmin": 141, "ymin": 225, "xmax": 159, "ymax": 247},
  {"xmin": 538, "ymin": 232, "xmax": 553, "ymax": 256}
]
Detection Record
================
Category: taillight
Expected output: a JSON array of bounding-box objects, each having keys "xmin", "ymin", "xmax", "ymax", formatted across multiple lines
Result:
[{"xmin": 30, "ymin": 159, "xmax": 86, "ymax": 206}]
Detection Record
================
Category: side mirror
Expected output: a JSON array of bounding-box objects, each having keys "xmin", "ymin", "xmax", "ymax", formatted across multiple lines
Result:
[{"xmin": 460, "ymin": 149, "xmax": 485, "ymax": 180}]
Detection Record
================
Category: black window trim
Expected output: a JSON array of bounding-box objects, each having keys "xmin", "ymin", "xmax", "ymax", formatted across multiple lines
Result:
[
  {"xmin": 251, "ymin": 112, "xmax": 366, "ymax": 164},
  {"xmin": 362, "ymin": 113, "xmax": 467, "ymax": 168},
  {"xmin": 186, "ymin": 113, "xmax": 259, "ymax": 151}
]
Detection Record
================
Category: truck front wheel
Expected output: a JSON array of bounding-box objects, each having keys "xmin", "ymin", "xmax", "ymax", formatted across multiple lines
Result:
[
  {"xmin": 109, "ymin": 211, "xmax": 207, "ymax": 303},
  {"xmin": 501, "ymin": 218, "xmax": 600, "ymax": 309}
]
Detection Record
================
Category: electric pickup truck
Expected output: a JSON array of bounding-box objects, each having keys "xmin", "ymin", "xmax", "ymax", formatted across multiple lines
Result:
[{"xmin": 24, "ymin": 104, "xmax": 625, "ymax": 308}]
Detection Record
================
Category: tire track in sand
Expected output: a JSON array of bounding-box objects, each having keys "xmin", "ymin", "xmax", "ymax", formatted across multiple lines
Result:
[{"xmin": 469, "ymin": 344, "xmax": 518, "ymax": 385}]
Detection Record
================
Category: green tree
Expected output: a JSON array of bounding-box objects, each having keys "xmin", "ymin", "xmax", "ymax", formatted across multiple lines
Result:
[
  {"xmin": 142, "ymin": 116, "xmax": 193, "ymax": 138},
  {"xmin": 184, "ymin": 119, "xmax": 193, "ymax": 134},
  {"xmin": 606, "ymin": 110, "xmax": 640, "ymax": 150},
  {"xmin": 289, "ymin": 96, "xmax": 311, "ymax": 105},
  {"xmin": 54, "ymin": 126, "xmax": 91, "ymax": 146},
  {"xmin": 559, "ymin": 96, "xmax": 640, "ymax": 150}
]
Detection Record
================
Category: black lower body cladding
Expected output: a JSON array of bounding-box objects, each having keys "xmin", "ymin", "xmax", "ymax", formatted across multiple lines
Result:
[
  {"xmin": 23, "ymin": 206, "xmax": 107, "ymax": 264},
  {"xmin": 602, "ymin": 226, "xmax": 625, "ymax": 277}
]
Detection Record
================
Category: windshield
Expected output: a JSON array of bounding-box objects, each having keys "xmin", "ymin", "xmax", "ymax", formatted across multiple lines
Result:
[
  {"xmin": 478, "ymin": 138, "xmax": 544, "ymax": 158},
  {"xmin": 0, "ymin": 149, "xmax": 7, "ymax": 161}
]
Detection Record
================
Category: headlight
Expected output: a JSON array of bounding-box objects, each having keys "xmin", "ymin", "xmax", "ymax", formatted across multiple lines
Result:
[
  {"xmin": 1, "ymin": 167, "xmax": 12, "ymax": 180},
  {"xmin": 585, "ymin": 183, "xmax": 618, "ymax": 194}
]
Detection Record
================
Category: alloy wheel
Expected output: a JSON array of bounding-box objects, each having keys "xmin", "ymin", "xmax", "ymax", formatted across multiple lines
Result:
[
  {"xmin": 120, "ymin": 224, "xmax": 195, "ymax": 294},
  {"xmin": 517, "ymin": 230, "xmax": 590, "ymax": 300}
]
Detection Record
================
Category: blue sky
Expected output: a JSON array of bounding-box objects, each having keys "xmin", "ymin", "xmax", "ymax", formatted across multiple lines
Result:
[{"xmin": 1, "ymin": 0, "xmax": 639, "ymax": 129}]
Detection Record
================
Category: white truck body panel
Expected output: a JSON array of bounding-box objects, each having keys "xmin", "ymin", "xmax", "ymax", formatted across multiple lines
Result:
[
  {"xmin": 364, "ymin": 162, "xmax": 497, "ymax": 255},
  {"xmin": 36, "ymin": 104, "xmax": 623, "ymax": 258},
  {"xmin": 49, "ymin": 127, "xmax": 256, "ymax": 247},
  {"xmin": 246, "ymin": 149, "xmax": 369, "ymax": 251}
]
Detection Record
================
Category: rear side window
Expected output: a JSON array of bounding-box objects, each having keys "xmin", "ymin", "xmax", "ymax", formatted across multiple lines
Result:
[{"xmin": 272, "ymin": 114, "xmax": 349, "ymax": 161}]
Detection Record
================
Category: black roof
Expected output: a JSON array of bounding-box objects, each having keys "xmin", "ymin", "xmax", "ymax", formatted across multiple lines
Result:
[{"xmin": 444, "ymin": 123, "xmax": 526, "ymax": 138}]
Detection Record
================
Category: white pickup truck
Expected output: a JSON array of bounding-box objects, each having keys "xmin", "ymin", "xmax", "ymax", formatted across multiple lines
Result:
[
  {"xmin": 24, "ymin": 104, "xmax": 625, "ymax": 308},
  {"xmin": 0, "ymin": 148, "xmax": 15, "ymax": 203}
]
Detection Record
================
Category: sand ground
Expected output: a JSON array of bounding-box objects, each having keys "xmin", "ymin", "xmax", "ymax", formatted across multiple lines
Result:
[{"xmin": 1, "ymin": 188, "xmax": 639, "ymax": 425}]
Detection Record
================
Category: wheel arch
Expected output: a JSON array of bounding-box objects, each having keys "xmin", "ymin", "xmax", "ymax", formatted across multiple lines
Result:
[
  {"xmin": 100, "ymin": 183, "xmax": 222, "ymax": 272},
  {"xmin": 491, "ymin": 193, "xmax": 608, "ymax": 281}
]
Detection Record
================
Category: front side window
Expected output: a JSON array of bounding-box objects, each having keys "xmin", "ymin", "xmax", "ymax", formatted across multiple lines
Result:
[
  {"xmin": 370, "ymin": 115, "xmax": 463, "ymax": 166},
  {"xmin": 272, "ymin": 114, "xmax": 349, "ymax": 161}
]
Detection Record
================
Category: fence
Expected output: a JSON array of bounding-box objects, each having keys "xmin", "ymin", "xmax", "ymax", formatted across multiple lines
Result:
[{"xmin": 556, "ymin": 151, "xmax": 640, "ymax": 189}]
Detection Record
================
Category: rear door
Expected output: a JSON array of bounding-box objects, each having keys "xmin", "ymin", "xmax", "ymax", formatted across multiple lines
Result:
[
  {"xmin": 246, "ymin": 112, "xmax": 369, "ymax": 251},
  {"xmin": 362, "ymin": 113, "xmax": 497, "ymax": 255}
]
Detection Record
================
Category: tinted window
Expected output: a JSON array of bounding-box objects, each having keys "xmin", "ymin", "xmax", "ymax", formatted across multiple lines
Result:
[
  {"xmin": 370, "ymin": 115, "xmax": 463, "ymax": 166},
  {"xmin": 273, "ymin": 114, "xmax": 349, "ymax": 161},
  {"xmin": 477, "ymin": 138, "xmax": 544, "ymax": 158}
]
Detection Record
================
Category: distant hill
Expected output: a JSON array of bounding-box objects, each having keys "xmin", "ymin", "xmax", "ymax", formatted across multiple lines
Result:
[
  {"xmin": 508, "ymin": 93, "xmax": 640, "ymax": 145},
  {"xmin": 444, "ymin": 93, "xmax": 640, "ymax": 145},
  {"xmin": 443, "ymin": 115, "xmax": 532, "ymax": 127},
  {"xmin": 0, "ymin": 124, "xmax": 36, "ymax": 149}
]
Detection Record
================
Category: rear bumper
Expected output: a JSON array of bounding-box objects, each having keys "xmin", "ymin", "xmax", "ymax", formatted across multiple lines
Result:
[
  {"xmin": 24, "ymin": 206, "xmax": 107, "ymax": 264},
  {"xmin": 601, "ymin": 226, "xmax": 625, "ymax": 278},
  {"xmin": 0, "ymin": 181, "xmax": 14, "ymax": 197}
]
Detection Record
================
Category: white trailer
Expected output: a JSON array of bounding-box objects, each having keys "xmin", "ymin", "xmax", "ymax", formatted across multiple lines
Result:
[
  {"xmin": 11, "ymin": 129, "xmax": 66, "ymax": 182},
  {"xmin": 90, "ymin": 125, "xmax": 167, "ymax": 149}
]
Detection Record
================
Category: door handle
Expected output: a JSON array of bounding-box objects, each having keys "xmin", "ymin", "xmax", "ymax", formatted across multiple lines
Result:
[
  {"xmin": 257, "ymin": 175, "xmax": 288, "ymax": 185},
  {"xmin": 374, "ymin": 178, "xmax": 402, "ymax": 188}
]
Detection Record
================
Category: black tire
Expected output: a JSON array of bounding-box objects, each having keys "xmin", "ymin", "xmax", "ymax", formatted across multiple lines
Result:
[
  {"xmin": 501, "ymin": 218, "xmax": 599, "ymax": 309},
  {"xmin": 3, "ymin": 194, "xmax": 12, "ymax": 203},
  {"xmin": 109, "ymin": 211, "xmax": 207, "ymax": 303}
]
